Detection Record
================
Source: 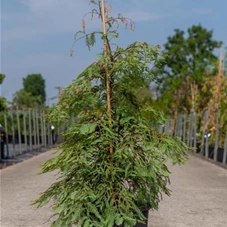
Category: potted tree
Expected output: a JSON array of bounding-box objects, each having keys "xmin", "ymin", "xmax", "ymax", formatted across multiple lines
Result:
[{"xmin": 33, "ymin": 1, "xmax": 187, "ymax": 226}]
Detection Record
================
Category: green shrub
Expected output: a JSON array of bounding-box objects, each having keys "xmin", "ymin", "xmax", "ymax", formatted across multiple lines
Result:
[{"xmin": 33, "ymin": 1, "xmax": 187, "ymax": 226}]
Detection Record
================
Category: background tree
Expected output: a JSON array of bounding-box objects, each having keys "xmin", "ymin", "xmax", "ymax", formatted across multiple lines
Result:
[
  {"xmin": 0, "ymin": 97, "xmax": 7, "ymax": 111},
  {"xmin": 23, "ymin": 74, "xmax": 46, "ymax": 105},
  {"xmin": 12, "ymin": 89, "xmax": 42, "ymax": 108},
  {"xmin": 0, "ymin": 73, "xmax": 6, "ymax": 85},
  {"xmin": 12, "ymin": 74, "xmax": 46, "ymax": 108},
  {"xmin": 0, "ymin": 73, "xmax": 7, "ymax": 111},
  {"xmin": 156, "ymin": 25, "xmax": 222, "ymax": 116}
]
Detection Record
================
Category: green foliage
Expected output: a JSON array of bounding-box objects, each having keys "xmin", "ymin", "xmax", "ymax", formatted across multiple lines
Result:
[
  {"xmin": 12, "ymin": 89, "xmax": 43, "ymax": 108},
  {"xmin": 0, "ymin": 73, "xmax": 6, "ymax": 84},
  {"xmin": 33, "ymin": 2, "xmax": 187, "ymax": 227},
  {"xmin": 34, "ymin": 43, "xmax": 187, "ymax": 226},
  {"xmin": 156, "ymin": 24, "xmax": 222, "ymax": 115},
  {"xmin": 12, "ymin": 74, "xmax": 46, "ymax": 108},
  {"xmin": 23, "ymin": 74, "xmax": 46, "ymax": 105},
  {"xmin": 0, "ymin": 73, "xmax": 7, "ymax": 111},
  {"xmin": 0, "ymin": 97, "xmax": 7, "ymax": 111},
  {"xmin": 161, "ymin": 25, "xmax": 221, "ymax": 82}
]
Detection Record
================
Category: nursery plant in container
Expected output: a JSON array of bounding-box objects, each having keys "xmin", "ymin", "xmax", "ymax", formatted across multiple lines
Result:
[{"xmin": 33, "ymin": 1, "xmax": 187, "ymax": 226}]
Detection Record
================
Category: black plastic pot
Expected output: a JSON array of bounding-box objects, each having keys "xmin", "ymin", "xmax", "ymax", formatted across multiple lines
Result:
[
  {"xmin": 196, "ymin": 143, "xmax": 226, "ymax": 163},
  {"xmin": 208, "ymin": 146, "xmax": 226, "ymax": 163},
  {"xmin": 114, "ymin": 209, "xmax": 149, "ymax": 227},
  {"xmin": 196, "ymin": 142, "xmax": 201, "ymax": 153}
]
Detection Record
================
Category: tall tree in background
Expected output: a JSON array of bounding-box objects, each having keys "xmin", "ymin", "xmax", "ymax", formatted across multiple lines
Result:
[
  {"xmin": 12, "ymin": 74, "xmax": 46, "ymax": 108},
  {"xmin": 0, "ymin": 73, "xmax": 7, "ymax": 111},
  {"xmin": 0, "ymin": 73, "xmax": 6, "ymax": 85},
  {"xmin": 23, "ymin": 74, "xmax": 46, "ymax": 105},
  {"xmin": 156, "ymin": 25, "xmax": 222, "ymax": 116},
  {"xmin": 12, "ymin": 89, "xmax": 42, "ymax": 108}
]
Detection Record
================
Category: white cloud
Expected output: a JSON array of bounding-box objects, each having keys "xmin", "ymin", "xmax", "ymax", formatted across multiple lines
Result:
[
  {"xmin": 2, "ymin": 0, "xmax": 170, "ymax": 42},
  {"xmin": 2, "ymin": 0, "xmax": 98, "ymax": 41}
]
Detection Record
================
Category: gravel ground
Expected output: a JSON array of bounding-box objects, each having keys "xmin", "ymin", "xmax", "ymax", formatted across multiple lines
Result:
[
  {"xmin": 1, "ymin": 151, "xmax": 227, "ymax": 227},
  {"xmin": 150, "ymin": 154, "xmax": 227, "ymax": 227},
  {"xmin": 0, "ymin": 151, "xmax": 57, "ymax": 227}
]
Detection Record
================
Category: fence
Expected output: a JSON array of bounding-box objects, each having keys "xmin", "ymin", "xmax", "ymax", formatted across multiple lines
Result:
[
  {"xmin": 158, "ymin": 111, "xmax": 227, "ymax": 166},
  {"xmin": 1, "ymin": 108, "xmax": 226, "ymax": 167},
  {"xmin": 0, "ymin": 108, "xmax": 64, "ymax": 160}
]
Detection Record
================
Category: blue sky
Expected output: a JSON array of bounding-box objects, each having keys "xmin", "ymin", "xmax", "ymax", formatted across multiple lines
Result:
[{"xmin": 1, "ymin": 0, "xmax": 227, "ymax": 104}]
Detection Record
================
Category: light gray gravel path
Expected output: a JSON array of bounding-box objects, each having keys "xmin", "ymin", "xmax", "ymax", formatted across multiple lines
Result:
[
  {"xmin": 0, "ymin": 151, "xmax": 57, "ymax": 227},
  {"xmin": 150, "ymin": 154, "xmax": 227, "ymax": 227},
  {"xmin": 1, "ymin": 151, "xmax": 227, "ymax": 227}
]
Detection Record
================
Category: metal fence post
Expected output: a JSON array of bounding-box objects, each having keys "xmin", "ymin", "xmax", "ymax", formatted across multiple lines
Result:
[
  {"xmin": 0, "ymin": 112, "xmax": 4, "ymax": 159},
  {"xmin": 223, "ymin": 127, "xmax": 227, "ymax": 165},
  {"xmin": 178, "ymin": 115, "xmax": 182, "ymax": 140},
  {"xmin": 200, "ymin": 110, "xmax": 206, "ymax": 156},
  {"xmin": 47, "ymin": 123, "xmax": 51, "ymax": 147},
  {"xmin": 16, "ymin": 108, "xmax": 22, "ymax": 155},
  {"xmin": 10, "ymin": 109, "xmax": 16, "ymax": 157},
  {"xmin": 164, "ymin": 119, "xmax": 170, "ymax": 135},
  {"xmin": 174, "ymin": 116, "xmax": 178, "ymax": 137},
  {"xmin": 23, "ymin": 109, "xmax": 28, "ymax": 153},
  {"xmin": 182, "ymin": 114, "xmax": 187, "ymax": 143},
  {"xmin": 204, "ymin": 110, "xmax": 209, "ymax": 159},
  {"xmin": 43, "ymin": 111, "xmax": 47, "ymax": 147},
  {"xmin": 4, "ymin": 111, "xmax": 9, "ymax": 158},
  {"xmin": 214, "ymin": 110, "xmax": 220, "ymax": 162},
  {"xmin": 187, "ymin": 113, "xmax": 192, "ymax": 147},
  {"xmin": 192, "ymin": 112, "xmax": 197, "ymax": 150},
  {"xmin": 35, "ymin": 110, "xmax": 40, "ymax": 151},
  {"xmin": 28, "ymin": 109, "xmax": 33, "ymax": 152},
  {"xmin": 158, "ymin": 124, "xmax": 163, "ymax": 133},
  {"xmin": 40, "ymin": 111, "xmax": 44, "ymax": 147},
  {"xmin": 32, "ymin": 110, "xmax": 37, "ymax": 150}
]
